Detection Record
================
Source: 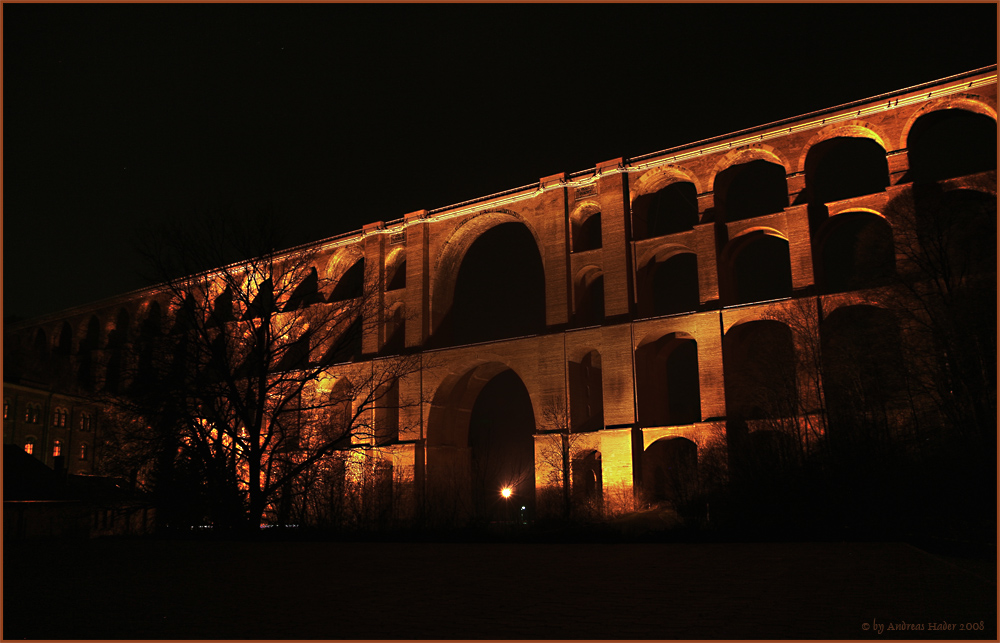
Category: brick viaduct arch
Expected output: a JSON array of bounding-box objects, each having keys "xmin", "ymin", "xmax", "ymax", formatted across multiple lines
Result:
[
  {"xmin": 430, "ymin": 210, "xmax": 547, "ymax": 344},
  {"xmin": 6, "ymin": 67, "xmax": 996, "ymax": 523}
]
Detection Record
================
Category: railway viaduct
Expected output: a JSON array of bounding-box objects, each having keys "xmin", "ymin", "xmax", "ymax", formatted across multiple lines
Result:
[{"xmin": 6, "ymin": 66, "xmax": 997, "ymax": 521}]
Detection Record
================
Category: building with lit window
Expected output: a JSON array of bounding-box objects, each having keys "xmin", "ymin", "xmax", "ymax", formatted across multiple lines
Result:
[{"xmin": 2, "ymin": 382, "xmax": 97, "ymax": 475}]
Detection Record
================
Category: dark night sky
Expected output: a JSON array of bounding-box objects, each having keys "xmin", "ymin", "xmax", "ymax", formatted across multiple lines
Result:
[{"xmin": 4, "ymin": 3, "xmax": 996, "ymax": 321}]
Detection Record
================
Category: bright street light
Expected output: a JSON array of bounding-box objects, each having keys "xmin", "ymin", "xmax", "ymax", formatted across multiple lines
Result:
[{"xmin": 500, "ymin": 486, "xmax": 512, "ymax": 499}]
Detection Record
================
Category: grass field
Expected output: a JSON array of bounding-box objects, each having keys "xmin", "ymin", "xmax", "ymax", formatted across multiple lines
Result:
[{"xmin": 4, "ymin": 537, "xmax": 996, "ymax": 639}]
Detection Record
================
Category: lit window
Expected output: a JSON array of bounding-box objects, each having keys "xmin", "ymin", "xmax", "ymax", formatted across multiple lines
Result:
[
  {"xmin": 80, "ymin": 413, "xmax": 91, "ymax": 431},
  {"xmin": 79, "ymin": 443, "xmax": 88, "ymax": 460},
  {"xmin": 24, "ymin": 437, "xmax": 34, "ymax": 455},
  {"xmin": 53, "ymin": 440, "xmax": 62, "ymax": 458}
]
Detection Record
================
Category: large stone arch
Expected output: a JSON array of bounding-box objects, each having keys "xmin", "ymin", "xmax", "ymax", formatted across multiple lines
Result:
[
  {"xmin": 711, "ymin": 146, "xmax": 788, "ymax": 172},
  {"xmin": 426, "ymin": 357, "xmax": 544, "ymax": 450},
  {"xmin": 425, "ymin": 358, "xmax": 539, "ymax": 523},
  {"xmin": 431, "ymin": 212, "xmax": 546, "ymax": 346}
]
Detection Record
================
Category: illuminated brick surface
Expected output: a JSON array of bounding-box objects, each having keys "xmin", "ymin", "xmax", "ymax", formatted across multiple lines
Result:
[{"xmin": 5, "ymin": 68, "xmax": 996, "ymax": 516}]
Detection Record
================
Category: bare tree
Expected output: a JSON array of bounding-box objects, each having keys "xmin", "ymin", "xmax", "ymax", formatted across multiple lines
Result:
[
  {"xmin": 100, "ymin": 209, "xmax": 421, "ymax": 531},
  {"xmin": 535, "ymin": 399, "xmax": 606, "ymax": 521},
  {"xmin": 881, "ymin": 184, "xmax": 996, "ymax": 447},
  {"xmin": 535, "ymin": 401, "xmax": 574, "ymax": 519}
]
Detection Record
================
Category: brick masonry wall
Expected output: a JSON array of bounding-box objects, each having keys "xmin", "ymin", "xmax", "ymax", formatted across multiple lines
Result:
[{"xmin": 6, "ymin": 69, "xmax": 996, "ymax": 508}]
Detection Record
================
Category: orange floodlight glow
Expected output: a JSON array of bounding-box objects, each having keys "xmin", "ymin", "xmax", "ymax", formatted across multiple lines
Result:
[{"xmin": 500, "ymin": 486, "xmax": 512, "ymax": 499}]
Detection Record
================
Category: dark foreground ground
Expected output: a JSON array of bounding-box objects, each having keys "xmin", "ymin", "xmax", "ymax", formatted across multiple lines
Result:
[{"xmin": 4, "ymin": 537, "xmax": 996, "ymax": 639}]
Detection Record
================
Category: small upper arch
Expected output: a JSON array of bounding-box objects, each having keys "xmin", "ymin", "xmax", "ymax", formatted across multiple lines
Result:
[
  {"xmin": 711, "ymin": 147, "xmax": 790, "ymax": 223},
  {"xmin": 321, "ymin": 245, "xmax": 364, "ymax": 288},
  {"xmin": 635, "ymin": 327, "xmax": 696, "ymax": 351},
  {"xmin": 899, "ymin": 94, "xmax": 998, "ymax": 150},
  {"xmin": 903, "ymin": 98, "xmax": 998, "ymax": 183},
  {"xmin": 573, "ymin": 264, "xmax": 605, "ymax": 326},
  {"xmin": 710, "ymin": 145, "xmax": 789, "ymax": 184},
  {"xmin": 635, "ymin": 242, "xmax": 697, "ymax": 273},
  {"xmin": 385, "ymin": 246, "xmax": 407, "ymax": 291},
  {"xmin": 797, "ymin": 121, "xmax": 891, "ymax": 171},
  {"xmin": 570, "ymin": 201, "xmax": 602, "ymax": 253},
  {"xmin": 631, "ymin": 166, "xmax": 702, "ymax": 238},
  {"xmin": 800, "ymin": 124, "xmax": 891, "ymax": 205},
  {"xmin": 631, "ymin": 164, "xmax": 703, "ymax": 198},
  {"xmin": 721, "ymin": 228, "xmax": 793, "ymax": 305},
  {"xmin": 721, "ymin": 226, "xmax": 788, "ymax": 263}
]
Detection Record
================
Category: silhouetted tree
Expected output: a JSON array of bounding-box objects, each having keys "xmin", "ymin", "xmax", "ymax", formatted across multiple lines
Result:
[
  {"xmin": 535, "ymin": 402, "xmax": 578, "ymax": 520},
  {"xmin": 725, "ymin": 177, "xmax": 997, "ymax": 538},
  {"xmin": 99, "ymin": 209, "xmax": 421, "ymax": 531},
  {"xmin": 882, "ymin": 184, "xmax": 996, "ymax": 447}
]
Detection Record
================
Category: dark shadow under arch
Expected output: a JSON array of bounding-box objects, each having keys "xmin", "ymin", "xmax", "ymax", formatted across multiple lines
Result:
[
  {"xmin": 730, "ymin": 233, "xmax": 792, "ymax": 304},
  {"xmin": 907, "ymin": 109, "xmax": 997, "ymax": 183},
  {"xmin": 716, "ymin": 160, "xmax": 788, "ymax": 223},
  {"xmin": 426, "ymin": 364, "xmax": 537, "ymax": 525},
  {"xmin": 634, "ymin": 182, "xmax": 699, "ymax": 239},
  {"xmin": 805, "ymin": 137, "xmax": 889, "ymax": 205},
  {"xmin": 636, "ymin": 334, "xmax": 701, "ymax": 427},
  {"xmin": 643, "ymin": 437, "xmax": 698, "ymax": 508},
  {"xmin": 819, "ymin": 213, "xmax": 895, "ymax": 293},
  {"xmin": 436, "ymin": 222, "xmax": 545, "ymax": 347}
]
